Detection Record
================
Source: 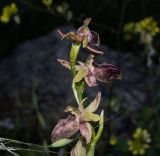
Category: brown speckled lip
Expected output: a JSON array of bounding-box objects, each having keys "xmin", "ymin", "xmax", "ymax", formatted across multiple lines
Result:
[{"xmin": 51, "ymin": 115, "xmax": 79, "ymax": 142}]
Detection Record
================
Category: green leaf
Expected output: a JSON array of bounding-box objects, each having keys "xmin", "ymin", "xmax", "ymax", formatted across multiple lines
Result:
[
  {"xmin": 72, "ymin": 80, "xmax": 85, "ymax": 105},
  {"xmin": 74, "ymin": 67, "xmax": 88, "ymax": 83},
  {"xmin": 70, "ymin": 43, "xmax": 84, "ymax": 105},
  {"xmin": 77, "ymin": 80, "xmax": 85, "ymax": 100},
  {"xmin": 49, "ymin": 138, "xmax": 74, "ymax": 148},
  {"xmin": 70, "ymin": 43, "xmax": 81, "ymax": 77},
  {"xmin": 7, "ymin": 150, "xmax": 20, "ymax": 156},
  {"xmin": 72, "ymin": 81, "xmax": 80, "ymax": 104},
  {"xmin": 0, "ymin": 143, "xmax": 21, "ymax": 156}
]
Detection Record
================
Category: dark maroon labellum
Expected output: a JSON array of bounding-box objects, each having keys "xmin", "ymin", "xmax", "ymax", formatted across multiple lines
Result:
[{"xmin": 93, "ymin": 63, "xmax": 122, "ymax": 82}]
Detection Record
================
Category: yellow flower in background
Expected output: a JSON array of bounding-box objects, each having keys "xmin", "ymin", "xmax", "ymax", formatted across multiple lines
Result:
[
  {"xmin": 133, "ymin": 127, "xmax": 151, "ymax": 143},
  {"xmin": 128, "ymin": 140, "xmax": 149, "ymax": 155},
  {"xmin": 136, "ymin": 17, "xmax": 160, "ymax": 36},
  {"xmin": 128, "ymin": 128, "xmax": 151, "ymax": 155},
  {"xmin": 109, "ymin": 135, "xmax": 117, "ymax": 146},
  {"xmin": 123, "ymin": 17, "xmax": 160, "ymax": 43},
  {"xmin": 42, "ymin": 0, "xmax": 53, "ymax": 7},
  {"xmin": 0, "ymin": 3, "xmax": 18, "ymax": 23}
]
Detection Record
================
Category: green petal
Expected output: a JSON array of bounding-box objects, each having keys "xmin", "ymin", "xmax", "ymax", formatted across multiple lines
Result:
[
  {"xmin": 74, "ymin": 67, "xmax": 88, "ymax": 83},
  {"xmin": 84, "ymin": 92, "xmax": 101, "ymax": 113}
]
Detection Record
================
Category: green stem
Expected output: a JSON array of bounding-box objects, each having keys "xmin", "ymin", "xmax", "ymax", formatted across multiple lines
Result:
[
  {"xmin": 87, "ymin": 111, "xmax": 104, "ymax": 156},
  {"xmin": 87, "ymin": 143, "xmax": 95, "ymax": 156}
]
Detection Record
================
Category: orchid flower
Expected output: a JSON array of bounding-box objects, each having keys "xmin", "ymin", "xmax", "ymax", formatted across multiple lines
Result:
[
  {"xmin": 51, "ymin": 92, "xmax": 101, "ymax": 144},
  {"xmin": 57, "ymin": 54, "xmax": 122, "ymax": 87},
  {"xmin": 57, "ymin": 18, "xmax": 104, "ymax": 55}
]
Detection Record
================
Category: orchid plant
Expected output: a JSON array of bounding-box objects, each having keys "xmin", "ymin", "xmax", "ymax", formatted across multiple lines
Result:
[{"xmin": 50, "ymin": 18, "xmax": 122, "ymax": 156}]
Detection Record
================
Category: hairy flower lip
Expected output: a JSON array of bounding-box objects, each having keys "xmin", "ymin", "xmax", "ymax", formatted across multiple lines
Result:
[
  {"xmin": 51, "ymin": 114, "xmax": 92, "ymax": 144},
  {"xmin": 92, "ymin": 62, "xmax": 123, "ymax": 81},
  {"xmin": 85, "ymin": 62, "xmax": 122, "ymax": 86},
  {"xmin": 51, "ymin": 115, "xmax": 79, "ymax": 142}
]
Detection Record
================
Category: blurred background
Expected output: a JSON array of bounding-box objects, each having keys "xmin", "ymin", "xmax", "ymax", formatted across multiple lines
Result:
[{"xmin": 0, "ymin": 0, "xmax": 160, "ymax": 155}]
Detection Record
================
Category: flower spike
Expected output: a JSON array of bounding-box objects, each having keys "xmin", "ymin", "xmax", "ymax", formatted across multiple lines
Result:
[{"xmin": 52, "ymin": 17, "xmax": 123, "ymax": 156}]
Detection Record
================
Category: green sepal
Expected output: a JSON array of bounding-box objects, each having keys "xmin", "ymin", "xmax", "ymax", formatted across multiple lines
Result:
[
  {"xmin": 49, "ymin": 138, "xmax": 74, "ymax": 148},
  {"xmin": 82, "ymin": 112, "xmax": 100, "ymax": 122},
  {"xmin": 74, "ymin": 67, "xmax": 88, "ymax": 83}
]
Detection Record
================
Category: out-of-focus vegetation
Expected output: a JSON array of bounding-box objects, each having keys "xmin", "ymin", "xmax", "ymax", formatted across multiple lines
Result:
[
  {"xmin": 0, "ymin": 0, "xmax": 160, "ymax": 156},
  {"xmin": 0, "ymin": 3, "xmax": 18, "ymax": 23}
]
